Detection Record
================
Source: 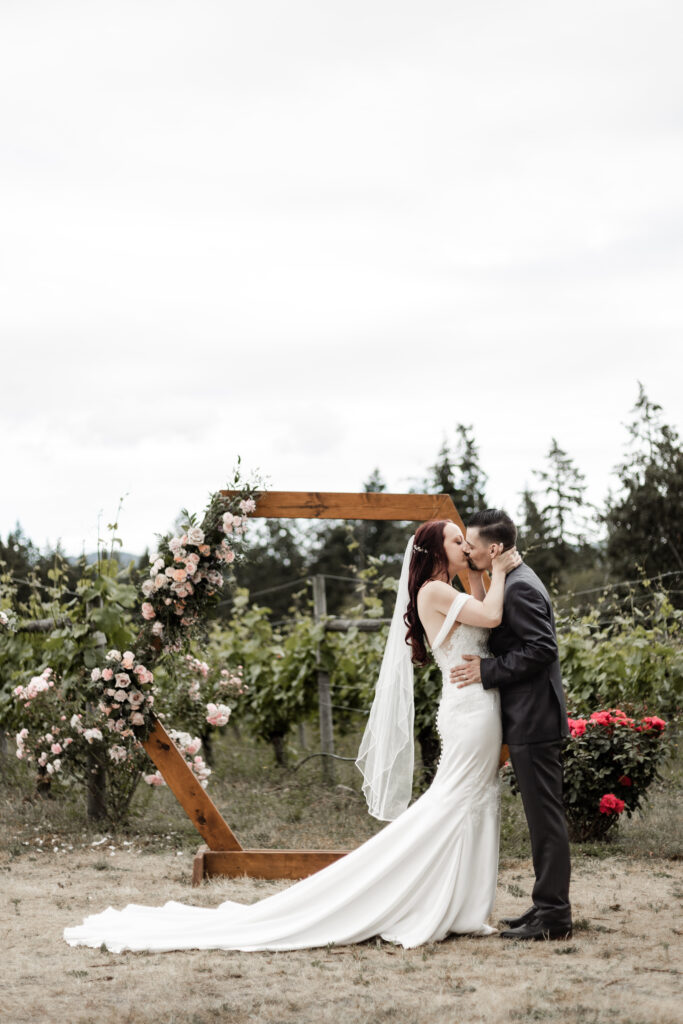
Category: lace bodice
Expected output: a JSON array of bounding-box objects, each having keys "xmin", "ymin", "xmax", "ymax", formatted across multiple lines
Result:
[
  {"xmin": 433, "ymin": 621, "xmax": 490, "ymax": 673},
  {"xmin": 430, "ymin": 595, "xmax": 498, "ymax": 710}
]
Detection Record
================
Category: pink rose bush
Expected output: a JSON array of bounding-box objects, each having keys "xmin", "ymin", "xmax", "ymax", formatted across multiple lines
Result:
[
  {"xmin": 153, "ymin": 651, "xmax": 245, "ymax": 743},
  {"xmin": 11, "ymin": 666, "xmax": 148, "ymax": 815},
  {"xmin": 7, "ymin": 481, "xmax": 258, "ymax": 823},
  {"xmin": 95, "ymin": 649, "xmax": 156, "ymax": 740},
  {"xmin": 143, "ymin": 729, "xmax": 211, "ymax": 790}
]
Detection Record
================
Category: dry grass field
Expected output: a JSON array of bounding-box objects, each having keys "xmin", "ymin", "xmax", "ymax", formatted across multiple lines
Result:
[{"xmin": 2, "ymin": 733, "xmax": 681, "ymax": 1024}]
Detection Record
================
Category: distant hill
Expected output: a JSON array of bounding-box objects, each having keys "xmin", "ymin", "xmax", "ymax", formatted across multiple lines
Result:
[{"xmin": 67, "ymin": 551, "xmax": 142, "ymax": 567}]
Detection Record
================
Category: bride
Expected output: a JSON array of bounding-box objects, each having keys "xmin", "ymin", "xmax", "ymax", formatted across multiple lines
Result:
[{"xmin": 64, "ymin": 519, "xmax": 520, "ymax": 952}]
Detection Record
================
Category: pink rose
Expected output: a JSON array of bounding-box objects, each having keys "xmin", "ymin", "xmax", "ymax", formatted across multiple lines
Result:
[
  {"xmin": 205, "ymin": 702, "xmax": 231, "ymax": 727},
  {"xmin": 130, "ymin": 712, "xmax": 145, "ymax": 726},
  {"xmin": 144, "ymin": 772, "xmax": 166, "ymax": 787},
  {"xmin": 141, "ymin": 602, "xmax": 156, "ymax": 620},
  {"xmin": 102, "ymin": 668, "xmax": 114, "ymax": 682},
  {"xmin": 50, "ymin": 743, "xmax": 62, "ymax": 755}
]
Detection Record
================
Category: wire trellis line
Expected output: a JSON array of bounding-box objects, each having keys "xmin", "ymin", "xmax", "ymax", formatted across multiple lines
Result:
[{"xmin": 291, "ymin": 751, "xmax": 358, "ymax": 773}]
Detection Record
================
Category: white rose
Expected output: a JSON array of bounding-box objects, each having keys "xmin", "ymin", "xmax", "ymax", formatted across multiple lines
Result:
[{"xmin": 187, "ymin": 526, "xmax": 205, "ymax": 546}]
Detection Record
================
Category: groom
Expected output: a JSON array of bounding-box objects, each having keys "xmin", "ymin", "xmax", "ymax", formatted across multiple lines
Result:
[{"xmin": 450, "ymin": 509, "xmax": 572, "ymax": 940}]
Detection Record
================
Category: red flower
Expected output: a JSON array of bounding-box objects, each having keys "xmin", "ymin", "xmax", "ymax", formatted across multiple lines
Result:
[
  {"xmin": 590, "ymin": 711, "xmax": 613, "ymax": 727},
  {"xmin": 599, "ymin": 793, "xmax": 625, "ymax": 815},
  {"xmin": 567, "ymin": 717, "xmax": 587, "ymax": 738},
  {"xmin": 617, "ymin": 775, "xmax": 632, "ymax": 787},
  {"xmin": 641, "ymin": 716, "xmax": 666, "ymax": 732}
]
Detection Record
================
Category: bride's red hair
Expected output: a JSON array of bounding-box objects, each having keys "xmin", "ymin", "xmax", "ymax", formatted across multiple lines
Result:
[{"xmin": 404, "ymin": 519, "xmax": 452, "ymax": 666}]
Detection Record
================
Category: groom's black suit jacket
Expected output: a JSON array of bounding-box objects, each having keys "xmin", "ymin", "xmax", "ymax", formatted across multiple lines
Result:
[{"xmin": 479, "ymin": 563, "xmax": 569, "ymax": 745}]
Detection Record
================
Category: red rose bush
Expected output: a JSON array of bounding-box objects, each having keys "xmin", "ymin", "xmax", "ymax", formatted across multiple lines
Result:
[{"xmin": 504, "ymin": 707, "xmax": 669, "ymax": 842}]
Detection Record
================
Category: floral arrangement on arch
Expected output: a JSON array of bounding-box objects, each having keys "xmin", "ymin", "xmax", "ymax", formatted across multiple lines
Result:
[
  {"xmin": 87, "ymin": 484, "xmax": 258, "ymax": 741},
  {"xmin": 502, "ymin": 707, "xmax": 668, "ymax": 842},
  {"xmin": 11, "ymin": 480, "xmax": 260, "ymax": 819},
  {"xmin": 138, "ymin": 489, "xmax": 258, "ymax": 658}
]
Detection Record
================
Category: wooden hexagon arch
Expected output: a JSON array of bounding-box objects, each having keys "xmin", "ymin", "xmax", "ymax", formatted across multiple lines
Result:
[{"xmin": 141, "ymin": 491, "xmax": 465, "ymax": 885}]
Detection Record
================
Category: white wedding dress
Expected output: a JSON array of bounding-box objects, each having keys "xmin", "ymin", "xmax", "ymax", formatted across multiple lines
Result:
[{"xmin": 64, "ymin": 606, "xmax": 502, "ymax": 952}]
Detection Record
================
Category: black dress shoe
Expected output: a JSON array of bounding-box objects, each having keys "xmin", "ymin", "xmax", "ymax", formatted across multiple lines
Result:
[
  {"xmin": 500, "ymin": 919, "xmax": 573, "ymax": 941},
  {"xmin": 498, "ymin": 906, "xmax": 537, "ymax": 929}
]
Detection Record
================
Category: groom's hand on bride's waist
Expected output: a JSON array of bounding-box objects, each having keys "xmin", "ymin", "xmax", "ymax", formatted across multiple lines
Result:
[{"xmin": 450, "ymin": 655, "xmax": 482, "ymax": 687}]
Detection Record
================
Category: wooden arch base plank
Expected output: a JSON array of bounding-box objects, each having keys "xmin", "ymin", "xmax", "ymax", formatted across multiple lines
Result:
[
  {"xmin": 148, "ymin": 492, "xmax": 468, "ymax": 885},
  {"xmin": 142, "ymin": 721, "xmax": 344, "ymax": 886}
]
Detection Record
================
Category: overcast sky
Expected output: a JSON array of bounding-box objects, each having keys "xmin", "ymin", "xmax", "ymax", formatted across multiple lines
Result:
[{"xmin": 2, "ymin": 1, "xmax": 681, "ymax": 554}]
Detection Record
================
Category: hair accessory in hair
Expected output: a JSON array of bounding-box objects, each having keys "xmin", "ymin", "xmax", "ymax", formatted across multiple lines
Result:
[{"xmin": 413, "ymin": 542, "xmax": 427, "ymax": 554}]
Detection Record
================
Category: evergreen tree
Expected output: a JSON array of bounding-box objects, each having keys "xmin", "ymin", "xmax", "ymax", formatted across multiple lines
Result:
[
  {"xmin": 533, "ymin": 438, "xmax": 589, "ymax": 565},
  {"xmin": 425, "ymin": 425, "xmax": 488, "ymax": 523},
  {"xmin": 454, "ymin": 424, "xmax": 488, "ymax": 521},
  {"xmin": 0, "ymin": 524, "xmax": 82, "ymax": 606},
  {"xmin": 229, "ymin": 519, "xmax": 310, "ymax": 621},
  {"xmin": 355, "ymin": 468, "xmax": 412, "ymax": 572},
  {"xmin": 604, "ymin": 384, "xmax": 683, "ymax": 591},
  {"xmin": 516, "ymin": 488, "xmax": 563, "ymax": 582}
]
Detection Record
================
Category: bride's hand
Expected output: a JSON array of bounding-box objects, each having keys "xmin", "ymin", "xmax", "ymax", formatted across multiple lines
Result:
[{"xmin": 491, "ymin": 546, "xmax": 522, "ymax": 576}]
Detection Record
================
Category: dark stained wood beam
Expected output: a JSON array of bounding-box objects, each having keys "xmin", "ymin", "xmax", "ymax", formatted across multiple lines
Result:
[
  {"xmin": 222, "ymin": 490, "xmax": 464, "ymax": 528},
  {"xmin": 194, "ymin": 848, "xmax": 349, "ymax": 885},
  {"xmin": 143, "ymin": 720, "xmax": 242, "ymax": 852}
]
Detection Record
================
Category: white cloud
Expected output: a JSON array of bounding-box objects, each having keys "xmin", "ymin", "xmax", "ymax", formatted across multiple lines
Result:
[{"xmin": 2, "ymin": 0, "xmax": 682, "ymax": 552}]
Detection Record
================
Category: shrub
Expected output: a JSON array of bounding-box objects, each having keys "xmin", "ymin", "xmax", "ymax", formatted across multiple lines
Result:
[{"xmin": 503, "ymin": 709, "xmax": 669, "ymax": 842}]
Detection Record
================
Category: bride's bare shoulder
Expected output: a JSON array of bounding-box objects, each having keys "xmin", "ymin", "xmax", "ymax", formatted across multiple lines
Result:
[{"xmin": 417, "ymin": 580, "xmax": 454, "ymax": 611}]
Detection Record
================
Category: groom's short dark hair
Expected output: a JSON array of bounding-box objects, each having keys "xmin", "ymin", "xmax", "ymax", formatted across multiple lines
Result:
[{"xmin": 468, "ymin": 509, "xmax": 517, "ymax": 550}]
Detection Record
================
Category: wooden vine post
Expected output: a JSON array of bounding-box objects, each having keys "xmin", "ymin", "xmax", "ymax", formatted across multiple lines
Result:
[{"xmin": 143, "ymin": 491, "xmax": 466, "ymax": 885}]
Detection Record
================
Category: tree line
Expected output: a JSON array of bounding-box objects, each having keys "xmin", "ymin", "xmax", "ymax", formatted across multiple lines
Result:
[{"xmin": 2, "ymin": 384, "xmax": 681, "ymax": 621}]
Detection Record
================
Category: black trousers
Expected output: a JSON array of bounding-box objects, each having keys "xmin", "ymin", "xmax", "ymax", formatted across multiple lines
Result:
[{"xmin": 508, "ymin": 740, "xmax": 572, "ymax": 925}]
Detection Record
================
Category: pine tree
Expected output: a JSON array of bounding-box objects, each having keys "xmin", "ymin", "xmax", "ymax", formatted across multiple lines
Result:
[
  {"xmin": 426, "ymin": 425, "xmax": 488, "ymax": 523},
  {"xmin": 533, "ymin": 438, "xmax": 588, "ymax": 559},
  {"xmin": 604, "ymin": 384, "xmax": 683, "ymax": 589}
]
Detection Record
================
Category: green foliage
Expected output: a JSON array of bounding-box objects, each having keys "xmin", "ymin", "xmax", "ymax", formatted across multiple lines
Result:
[
  {"xmin": 206, "ymin": 593, "xmax": 320, "ymax": 764},
  {"xmin": 558, "ymin": 592, "xmax": 683, "ymax": 716},
  {"xmin": 0, "ymin": 553, "xmax": 138, "ymax": 728},
  {"xmin": 604, "ymin": 383, "xmax": 683, "ymax": 593}
]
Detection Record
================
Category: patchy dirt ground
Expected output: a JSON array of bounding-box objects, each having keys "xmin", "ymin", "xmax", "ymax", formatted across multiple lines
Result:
[{"xmin": 3, "ymin": 842, "xmax": 681, "ymax": 1024}]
